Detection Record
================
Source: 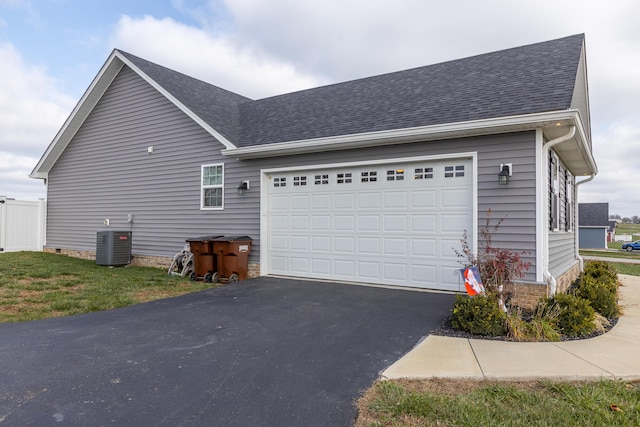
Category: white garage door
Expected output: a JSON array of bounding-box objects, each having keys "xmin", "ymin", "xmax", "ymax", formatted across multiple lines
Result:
[{"xmin": 265, "ymin": 157, "xmax": 473, "ymax": 291}]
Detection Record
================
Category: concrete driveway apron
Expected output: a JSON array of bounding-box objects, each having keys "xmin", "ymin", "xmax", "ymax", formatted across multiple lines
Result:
[{"xmin": 0, "ymin": 277, "xmax": 454, "ymax": 426}]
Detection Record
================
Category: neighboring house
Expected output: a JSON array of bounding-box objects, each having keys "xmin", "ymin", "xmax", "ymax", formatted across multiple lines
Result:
[
  {"xmin": 30, "ymin": 34, "xmax": 597, "ymax": 303},
  {"xmin": 578, "ymin": 203, "xmax": 611, "ymax": 248}
]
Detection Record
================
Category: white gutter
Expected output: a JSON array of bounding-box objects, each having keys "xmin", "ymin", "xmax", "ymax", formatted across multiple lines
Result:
[
  {"xmin": 575, "ymin": 174, "xmax": 596, "ymax": 271},
  {"xmin": 224, "ymin": 110, "xmax": 584, "ymax": 159},
  {"xmin": 542, "ymin": 126, "xmax": 576, "ymax": 295}
]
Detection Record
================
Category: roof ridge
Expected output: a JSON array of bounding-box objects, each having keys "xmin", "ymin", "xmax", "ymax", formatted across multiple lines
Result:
[{"xmin": 252, "ymin": 33, "xmax": 585, "ymax": 103}]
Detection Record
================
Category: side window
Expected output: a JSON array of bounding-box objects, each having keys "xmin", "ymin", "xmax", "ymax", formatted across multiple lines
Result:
[
  {"xmin": 565, "ymin": 170, "xmax": 573, "ymax": 231},
  {"xmin": 550, "ymin": 152, "xmax": 560, "ymax": 230},
  {"xmin": 201, "ymin": 164, "xmax": 224, "ymax": 210}
]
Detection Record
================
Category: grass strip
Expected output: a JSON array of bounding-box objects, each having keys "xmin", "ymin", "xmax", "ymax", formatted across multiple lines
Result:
[
  {"xmin": 357, "ymin": 379, "xmax": 640, "ymax": 426},
  {"xmin": 0, "ymin": 252, "xmax": 215, "ymax": 323}
]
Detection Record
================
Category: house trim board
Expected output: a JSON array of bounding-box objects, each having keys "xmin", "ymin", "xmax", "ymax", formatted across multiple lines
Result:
[
  {"xmin": 259, "ymin": 151, "xmax": 479, "ymax": 278},
  {"xmin": 224, "ymin": 110, "xmax": 595, "ymax": 173},
  {"xmin": 535, "ymin": 128, "xmax": 546, "ymax": 283}
]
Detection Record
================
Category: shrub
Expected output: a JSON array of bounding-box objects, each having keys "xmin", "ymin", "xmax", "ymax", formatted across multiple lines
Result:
[
  {"xmin": 451, "ymin": 293, "xmax": 506, "ymax": 336},
  {"xmin": 582, "ymin": 260, "xmax": 618, "ymax": 284},
  {"xmin": 573, "ymin": 274, "xmax": 619, "ymax": 318},
  {"xmin": 544, "ymin": 293, "xmax": 595, "ymax": 338},
  {"xmin": 455, "ymin": 210, "xmax": 531, "ymax": 311},
  {"xmin": 506, "ymin": 305, "xmax": 561, "ymax": 342}
]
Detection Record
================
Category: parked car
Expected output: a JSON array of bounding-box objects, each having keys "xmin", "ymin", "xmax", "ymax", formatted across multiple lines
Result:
[{"xmin": 622, "ymin": 241, "xmax": 640, "ymax": 252}]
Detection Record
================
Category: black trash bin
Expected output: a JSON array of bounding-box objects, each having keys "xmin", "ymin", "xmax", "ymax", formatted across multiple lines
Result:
[
  {"xmin": 211, "ymin": 236, "xmax": 253, "ymax": 283},
  {"xmin": 186, "ymin": 235, "xmax": 223, "ymax": 282}
]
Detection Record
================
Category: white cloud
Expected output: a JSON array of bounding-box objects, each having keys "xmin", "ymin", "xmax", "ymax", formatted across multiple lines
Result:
[
  {"xmin": 3, "ymin": 0, "xmax": 640, "ymax": 215},
  {"xmin": 0, "ymin": 42, "xmax": 75, "ymax": 200},
  {"xmin": 581, "ymin": 124, "xmax": 640, "ymax": 217},
  {"xmin": 0, "ymin": 152, "xmax": 46, "ymax": 199},
  {"xmin": 108, "ymin": 15, "xmax": 324, "ymax": 99},
  {"xmin": 217, "ymin": 0, "xmax": 640, "ymax": 217}
]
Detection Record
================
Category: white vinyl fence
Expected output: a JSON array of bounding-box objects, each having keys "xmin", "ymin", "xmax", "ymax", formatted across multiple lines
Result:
[{"xmin": 0, "ymin": 196, "xmax": 46, "ymax": 253}]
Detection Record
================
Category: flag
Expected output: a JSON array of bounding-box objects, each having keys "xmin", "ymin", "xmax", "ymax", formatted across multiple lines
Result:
[{"xmin": 464, "ymin": 267, "xmax": 485, "ymax": 296}]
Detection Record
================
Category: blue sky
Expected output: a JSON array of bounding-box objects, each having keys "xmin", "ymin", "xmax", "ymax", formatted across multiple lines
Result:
[{"xmin": 1, "ymin": 0, "xmax": 640, "ymax": 217}]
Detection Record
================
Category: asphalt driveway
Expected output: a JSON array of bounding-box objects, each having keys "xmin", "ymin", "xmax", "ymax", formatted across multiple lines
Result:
[{"xmin": 0, "ymin": 277, "xmax": 455, "ymax": 426}]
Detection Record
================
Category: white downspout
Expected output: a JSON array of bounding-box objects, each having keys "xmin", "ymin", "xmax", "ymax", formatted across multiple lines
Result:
[
  {"xmin": 543, "ymin": 126, "xmax": 576, "ymax": 295},
  {"xmin": 575, "ymin": 174, "xmax": 596, "ymax": 271}
]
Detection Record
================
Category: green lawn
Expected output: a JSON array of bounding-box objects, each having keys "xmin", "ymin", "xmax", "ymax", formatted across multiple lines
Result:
[
  {"xmin": 613, "ymin": 223, "xmax": 640, "ymax": 236},
  {"xmin": 0, "ymin": 251, "xmax": 215, "ymax": 323},
  {"xmin": 580, "ymin": 249, "xmax": 640, "ymax": 260},
  {"xmin": 357, "ymin": 379, "xmax": 640, "ymax": 426}
]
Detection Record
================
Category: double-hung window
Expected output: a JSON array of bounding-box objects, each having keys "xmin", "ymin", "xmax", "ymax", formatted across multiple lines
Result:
[
  {"xmin": 201, "ymin": 164, "xmax": 224, "ymax": 210},
  {"xmin": 549, "ymin": 152, "xmax": 560, "ymax": 231}
]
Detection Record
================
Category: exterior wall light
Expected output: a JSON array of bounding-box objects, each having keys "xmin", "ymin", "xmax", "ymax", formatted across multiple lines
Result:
[
  {"xmin": 499, "ymin": 164, "xmax": 512, "ymax": 185},
  {"xmin": 237, "ymin": 180, "xmax": 250, "ymax": 195}
]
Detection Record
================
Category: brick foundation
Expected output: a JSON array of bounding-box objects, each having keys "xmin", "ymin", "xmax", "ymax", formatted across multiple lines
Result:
[
  {"xmin": 44, "ymin": 246, "xmax": 261, "ymax": 278},
  {"xmin": 554, "ymin": 262, "xmax": 581, "ymax": 294},
  {"xmin": 508, "ymin": 262, "xmax": 581, "ymax": 309},
  {"xmin": 44, "ymin": 247, "xmax": 95, "ymax": 261}
]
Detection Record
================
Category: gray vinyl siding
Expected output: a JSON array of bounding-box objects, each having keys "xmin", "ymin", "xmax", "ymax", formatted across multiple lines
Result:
[
  {"xmin": 548, "ymin": 151, "xmax": 578, "ymax": 277},
  {"xmin": 46, "ymin": 65, "xmax": 538, "ymax": 279},
  {"xmin": 46, "ymin": 66, "xmax": 254, "ymax": 259}
]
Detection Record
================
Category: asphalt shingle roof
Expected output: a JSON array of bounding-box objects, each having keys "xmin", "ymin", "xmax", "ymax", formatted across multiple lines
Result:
[
  {"xmin": 118, "ymin": 50, "xmax": 252, "ymax": 143},
  {"xmin": 119, "ymin": 34, "xmax": 584, "ymax": 148},
  {"xmin": 579, "ymin": 203, "xmax": 610, "ymax": 226}
]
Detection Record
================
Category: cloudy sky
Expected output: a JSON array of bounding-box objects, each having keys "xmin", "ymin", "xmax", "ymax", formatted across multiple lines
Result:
[{"xmin": 1, "ymin": 0, "xmax": 639, "ymax": 217}]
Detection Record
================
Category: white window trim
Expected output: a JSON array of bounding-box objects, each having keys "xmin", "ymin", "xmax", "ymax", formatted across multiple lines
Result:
[
  {"xmin": 551, "ymin": 152, "xmax": 560, "ymax": 231},
  {"xmin": 201, "ymin": 163, "xmax": 224, "ymax": 210}
]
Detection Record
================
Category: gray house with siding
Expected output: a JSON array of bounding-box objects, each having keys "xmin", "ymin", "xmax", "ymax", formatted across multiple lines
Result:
[
  {"xmin": 31, "ymin": 34, "xmax": 597, "ymax": 302},
  {"xmin": 578, "ymin": 202, "xmax": 611, "ymax": 249}
]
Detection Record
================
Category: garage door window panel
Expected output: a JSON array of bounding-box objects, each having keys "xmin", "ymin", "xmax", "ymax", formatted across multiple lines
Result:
[
  {"xmin": 414, "ymin": 167, "xmax": 434, "ymax": 180},
  {"xmin": 337, "ymin": 172, "xmax": 353, "ymax": 184},
  {"xmin": 315, "ymin": 174, "xmax": 329, "ymax": 185},
  {"xmin": 444, "ymin": 165, "xmax": 465, "ymax": 178},
  {"xmin": 387, "ymin": 169, "xmax": 405, "ymax": 181},
  {"xmin": 361, "ymin": 171, "xmax": 378, "ymax": 182}
]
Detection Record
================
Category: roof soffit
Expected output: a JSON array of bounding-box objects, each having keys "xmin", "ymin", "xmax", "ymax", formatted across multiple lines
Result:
[{"xmin": 224, "ymin": 109, "xmax": 596, "ymax": 177}]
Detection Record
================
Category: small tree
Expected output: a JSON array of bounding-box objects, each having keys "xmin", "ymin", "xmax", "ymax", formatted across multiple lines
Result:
[{"xmin": 455, "ymin": 209, "xmax": 531, "ymax": 311}]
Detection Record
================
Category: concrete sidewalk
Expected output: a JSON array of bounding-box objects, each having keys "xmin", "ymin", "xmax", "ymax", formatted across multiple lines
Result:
[{"xmin": 382, "ymin": 274, "xmax": 640, "ymax": 381}]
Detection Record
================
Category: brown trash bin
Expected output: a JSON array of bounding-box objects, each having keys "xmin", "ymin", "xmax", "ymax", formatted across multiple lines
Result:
[
  {"xmin": 186, "ymin": 235, "xmax": 223, "ymax": 282},
  {"xmin": 211, "ymin": 236, "xmax": 253, "ymax": 283}
]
